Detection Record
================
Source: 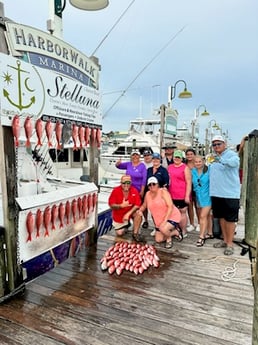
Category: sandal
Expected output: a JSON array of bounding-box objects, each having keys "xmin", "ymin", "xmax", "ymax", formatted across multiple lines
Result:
[
  {"xmin": 142, "ymin": 221, "xmax": 149, "ymax": 229},
  {"xmin": 205, "ymin": 233, "xmax": 214, "ymax": 239},
  {"xmin": 174, "ymin": 226, "xmax": 183, "ymax": 242},
  {"xmin": 132, "ymin": 233, "xmax": 144, "ymax": 242},
  {"xmin": 165, "ymin": 239, "xmax": 173, "ymax": 249},
  {"xmin": 224, "ymin": 246, "xmax": 234, "ymax": 255},
  {"xmin": 196, "ymin": 237, "xmax": 205, "ymax": 247}
]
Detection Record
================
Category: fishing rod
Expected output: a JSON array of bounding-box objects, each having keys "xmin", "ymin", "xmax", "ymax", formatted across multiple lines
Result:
[{"xmin": 102, "ymin": 24, "xmax": 187, "ymax": 119}]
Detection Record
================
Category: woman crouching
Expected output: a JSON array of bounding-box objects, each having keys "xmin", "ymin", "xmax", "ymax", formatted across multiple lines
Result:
[{"xmin": 137, "ymin": 176, "xmax": 183, "ymax": 248}]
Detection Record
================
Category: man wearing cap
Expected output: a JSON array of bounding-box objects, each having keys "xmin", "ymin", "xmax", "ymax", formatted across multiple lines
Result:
[
  {"xmin": 209, "ymin": 135, "xmax": 240, "ymax": 255},
  {"xmin": 143, "ymin": 150, "xmax": 153, "ymax": 168},
  {"xmin": 108, "ymin": 175, "xmax": 143, "ymax": 241},
  {"xmin": 161, "ymin": 142, "xmax": 177, "ymax": 169},
  {"xmin": 115, "ymin": 150, "xmax": 147, "ymax": 198}
]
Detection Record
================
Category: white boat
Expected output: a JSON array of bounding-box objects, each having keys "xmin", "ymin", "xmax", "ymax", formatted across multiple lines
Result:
[{"xmin": 100, "ymin": 118, "xmax": 161, "ymax": 181}]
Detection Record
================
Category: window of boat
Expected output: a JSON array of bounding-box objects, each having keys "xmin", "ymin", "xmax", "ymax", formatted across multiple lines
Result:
[
  {"xmin": 113, "ymin": 146, "xmax": 125, "ymax": 155},
  {"xmin": 49, "ymin": 149, "xmax": 69, "ymax": 162},
  {"xmin": 73, "ymin": 149, "xmax": 87, "ymax": 162}
]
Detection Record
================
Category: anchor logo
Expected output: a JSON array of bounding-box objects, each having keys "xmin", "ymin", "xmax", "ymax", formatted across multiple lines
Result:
[{"xmin": 3, "ymin": 60, "xmax": 35, "ymax": 111}]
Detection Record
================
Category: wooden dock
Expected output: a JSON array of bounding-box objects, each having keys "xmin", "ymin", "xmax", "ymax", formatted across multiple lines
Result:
[{"xmin": 0, "ymin": 217, "xmax": 253, "ymax": 345}]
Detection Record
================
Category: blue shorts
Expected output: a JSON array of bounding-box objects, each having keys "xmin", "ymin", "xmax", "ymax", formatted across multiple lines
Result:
[{"xmin": 155, "ymin": 220, "xmax": 179, "ymax": 231}]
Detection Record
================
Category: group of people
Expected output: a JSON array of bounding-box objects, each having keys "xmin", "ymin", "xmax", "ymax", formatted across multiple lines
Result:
[{"xmin": 108, "ymin": 135, "xmax": 241, "ymax": 255}]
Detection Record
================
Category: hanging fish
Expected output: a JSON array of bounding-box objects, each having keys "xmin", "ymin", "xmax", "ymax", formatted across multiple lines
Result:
[
  {"xmin": 78, "ymin": 125, "xmax": 85, "ymax": 148},
  {"xmin": 24, "ymin": 116, "xmax": 33, "ymax": 148},
  {"xmin": 12, "ymin": 115, "xmax": 20, "ymax": 147},
  {"xmin": 87, "ymin": 193, "xmax": 93, "ymax": 212},
  {"xmin": 45, "ymin": 120, "xmax": 53, "ymax": 147},
  {"xmin": 51, "ymin": 204, "xmax": 58, "ymax": 230},
  {"xmin": 61, "ymin": 122, "xmax": 72, "ymax": 145},
  {"xmin": 58, "ymin": 202, "xmax": 65, "ymax": 229},
  {"xmin": 82, "ymin": 195, "xmax": 88, "ymax": 219},
  {"xmin": 35, "ymin": 208, "xmax": 43, "ymax": 238},
  {"xmin": 77, "ymin": 197, "xmax": 82, "ymax": 219},
  {"xmin": 96, "ymin": 128, "xmax": 102, "ymax": 148},
  {"xmin": 72, "ymin": 124, "xmax": 79, "ymax": 151},
  {"xmin": 35, "ymin": 118, "xmax": 44, "ymax": 146},
  {"xmin": 65, "ymin": 200, "xmax": 71, "ymax": 225},
  {"xmin": 43, "ymin": 206, "xmax": 51, "ymax": 237},
  {"xmin": 84, "ymin": 126, "xmax": 90, "ymax": 147},
  {"xmin": 92, "ymin": 192, "xmax": 97, "ymax": 210},
  {"xmin": 71, "ymin": 199, "xmax": 77, "ymax": 223},
  {"xmin": 55, "ymin": 121, "xmax": 62, "ymax": 150},
  {"xmin": 26, "ymin": 211, "xmax": 34, "ymax": 242}
]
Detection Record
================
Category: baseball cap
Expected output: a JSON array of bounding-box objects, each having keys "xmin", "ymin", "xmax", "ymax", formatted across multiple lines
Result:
[
  {"xmin": 121, "ymin": 175, "xmax": 131, "ymax": 183},
  {"xmin": 212, "ymin": 135, "xmax": 225, "ymax": 143},
  {"xmin": 130, "ymin": 149, "xmax": 140, "ymax": 156},
  {"xmin": 147, "ymin": 176, "xmax": 158, "ymax": 185},
  {"xmin": 162, "ymin": 142, "xmax": 177, "ymax": 149},
  {"xmin": 173, "ymin": 150, "xmax": 183, "ymax": 158},
  {"xmin": 143, "ymin": 149, "xmax": 152, "ymax": 156},
  {"xmin": 152, "ymin": 152, "xmax": 161, "ymax": 160}
]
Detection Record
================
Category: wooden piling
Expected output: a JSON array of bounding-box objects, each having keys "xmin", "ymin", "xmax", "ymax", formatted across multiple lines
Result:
[{"xmin": 244, "ymin": 130, "xmax": 258, "ymax": 345}]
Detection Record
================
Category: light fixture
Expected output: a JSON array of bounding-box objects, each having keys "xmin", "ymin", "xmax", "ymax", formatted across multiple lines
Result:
[
  {"xmin": 69, "ymin": 0, "xmax": 109, "ymax": 10},
  {"xmin": 170, "ymin": 80, "xmax": 192, "ymax": 101},
  {"xmin": 201, "ymin": 108, "xmax": 209, "ymax": 116},
  {"xmin": 178, "ymin": 88, "xmax": 192, "ymax": 99}
]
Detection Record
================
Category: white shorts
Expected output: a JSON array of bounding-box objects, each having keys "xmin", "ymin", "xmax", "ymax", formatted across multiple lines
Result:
[{"xmin": 113, "ymin": 220, "xmax": 130, "ymax": 230}]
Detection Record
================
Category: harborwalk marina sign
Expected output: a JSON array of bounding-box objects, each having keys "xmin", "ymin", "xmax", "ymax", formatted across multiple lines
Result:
[{"xmin": 1, "ymin": 22, "xmax": 101, "ymax": 127}]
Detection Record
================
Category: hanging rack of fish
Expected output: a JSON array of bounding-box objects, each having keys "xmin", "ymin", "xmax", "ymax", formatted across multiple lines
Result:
[
  {"xmin": 10, "ymin": 113, "xmax": 101, "ymax": 264},
  {"xmin": 100, "ymin": 241, "xmax": 160, "ymax": 276}
]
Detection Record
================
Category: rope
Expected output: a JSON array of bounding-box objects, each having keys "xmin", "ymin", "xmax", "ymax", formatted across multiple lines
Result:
[{"xmin": 197, "ymin": 256, "xmax": 252, "ymax": 282}]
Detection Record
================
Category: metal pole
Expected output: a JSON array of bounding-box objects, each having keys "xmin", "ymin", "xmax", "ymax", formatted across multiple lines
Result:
[
  {"xmin": 159, "ymin": 104, "xmax": 166, "ymax": 154},
  {"xmin": 205, "ymin": 127, "xmax": 209, "ymax": 155}
]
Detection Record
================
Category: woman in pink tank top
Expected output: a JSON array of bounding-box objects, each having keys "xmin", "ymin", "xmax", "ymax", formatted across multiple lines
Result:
[
  {"xmin": 168, "ymin": 150, "xmax": 192, "ymax": 237},
  {"xmin": 137, "ymin": 176, "xmax": 182, "ymax": 249}
]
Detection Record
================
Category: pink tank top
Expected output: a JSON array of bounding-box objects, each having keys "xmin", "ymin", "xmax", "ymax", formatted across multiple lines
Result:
[
  {"xmin": 168, "ymin": 163, "xmax": 187, "ymax": 200},
  {"xmin": 145, "ymin": 189, "xmax": 181, "ymax": 227}
]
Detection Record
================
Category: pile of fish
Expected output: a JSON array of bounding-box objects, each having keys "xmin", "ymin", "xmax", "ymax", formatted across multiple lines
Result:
[{"xmin": 100, "ymin": 241, "xmax": 160, "ymax": 275}]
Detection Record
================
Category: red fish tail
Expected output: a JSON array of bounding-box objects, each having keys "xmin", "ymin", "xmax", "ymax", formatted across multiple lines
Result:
[{"xmin": 26, "ymin": 233, "xmax": 32, "ymax": 242}]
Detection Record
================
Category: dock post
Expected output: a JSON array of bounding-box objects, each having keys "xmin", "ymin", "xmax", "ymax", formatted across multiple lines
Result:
[{"xmin": 244, "ymin": 130, "xmax": 258, "ymax": 344}]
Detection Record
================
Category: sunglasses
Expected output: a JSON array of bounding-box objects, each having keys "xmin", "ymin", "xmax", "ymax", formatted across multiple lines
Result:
[
  {"xmin": 122, "ymin": 181, "xmax": 131, "ymax": 185},
  {"xmin": 197, "ymin": 178, "xmax": 201, "ymax": 187},
  {"xmin": 148, "ymin": 183, "xmax": 157, "ymax": 187},
  {"xmin": 174, "ymin": 156, "xmax": 182, "ymax": 159},
  {"xmin": 212, "ymin": 142, "xmax": 223, "ymax": 147}
]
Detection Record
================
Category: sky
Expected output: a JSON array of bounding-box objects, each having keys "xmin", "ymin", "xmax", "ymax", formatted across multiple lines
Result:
[{"xmin": 2, "ymin": 0, "xmax": 258, "ymax": 146}]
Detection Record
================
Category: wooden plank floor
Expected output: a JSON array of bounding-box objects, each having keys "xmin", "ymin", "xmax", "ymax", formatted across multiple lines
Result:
[{"xmin": 0, "ymin": 222, "xmax": 253, "ymax": 345}]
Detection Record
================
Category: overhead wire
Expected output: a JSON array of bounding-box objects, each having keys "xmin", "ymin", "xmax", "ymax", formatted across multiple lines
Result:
[
  {"xmin": 91, "ymin": 0, "xmax": 136, "ymax": 56},
  {"xmin": 103, "ymin": 25, "xmax": 187, "ymax": 119}
]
